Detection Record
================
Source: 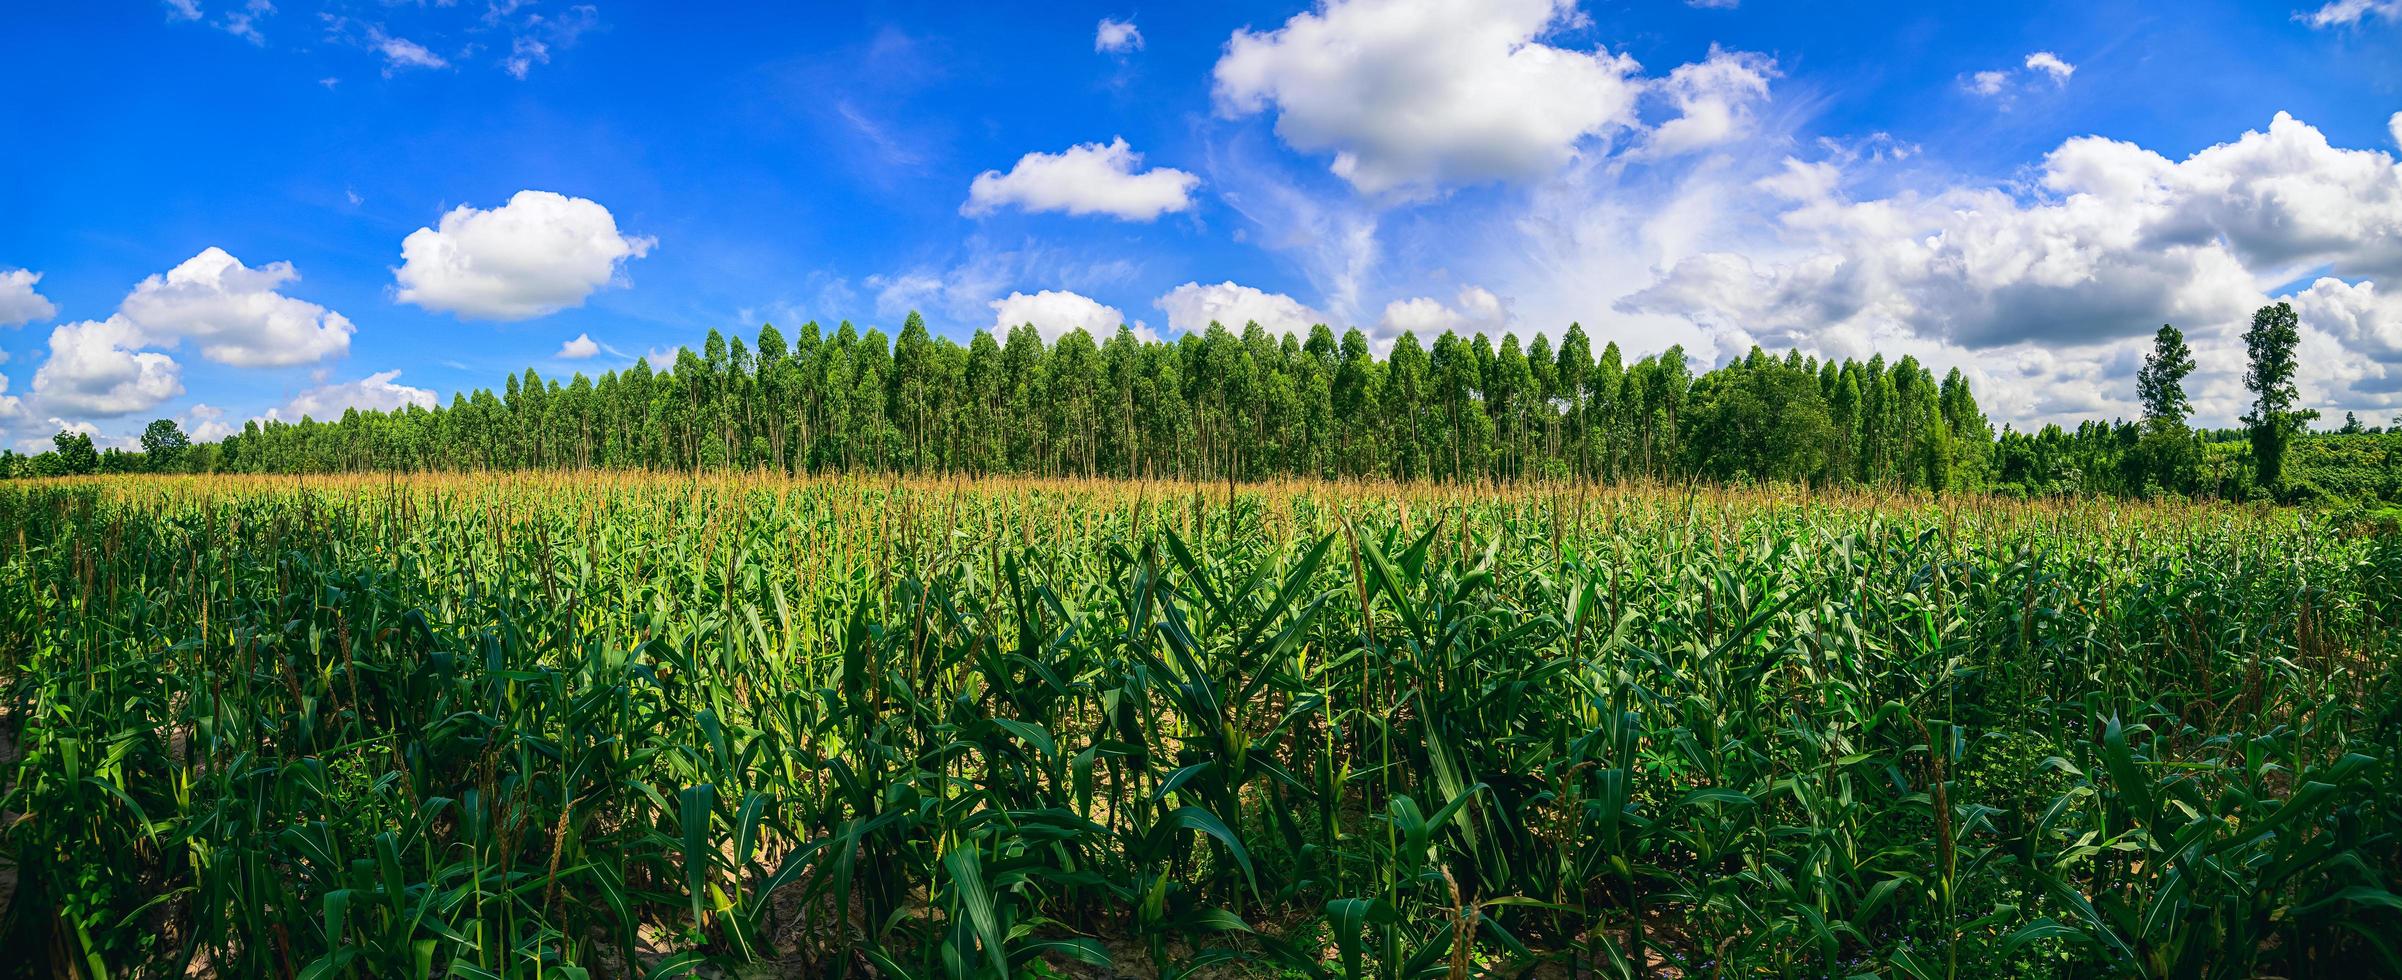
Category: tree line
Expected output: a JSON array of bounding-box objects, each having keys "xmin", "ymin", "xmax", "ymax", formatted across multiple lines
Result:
[{"xmin": 10, "ymin": 303, "xmax": 2395, "ymax": 501}]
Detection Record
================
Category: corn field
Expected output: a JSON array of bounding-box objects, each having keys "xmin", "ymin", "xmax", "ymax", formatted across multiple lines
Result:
[{"xmin": 1, "ymin": 472, "xmax": 2397, "ymax": 978}]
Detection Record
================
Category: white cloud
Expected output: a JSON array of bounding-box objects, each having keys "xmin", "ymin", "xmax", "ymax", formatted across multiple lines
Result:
[
  {"xmin": 395, "ymin": 190, "xmax": 655, "ymax": 320},
  {"xmin": 220, "ymin": 0, "xmax": 272, "ymax": 44},
  {"xmin": 868, "ymin": 272, "xmax": 948, "ymax": 321},
  {"xmin": 2024, "ymin": 51, "xmax": 2075, "ymax": 84},
  {"xmin": 46, "ymin": 420, "xmax": 105, "ymax": 441},
  {"xmin": 1203, "ymin": 133, "xmax": 1385, "ymax": 324},
  {"xmin": 1095, "ymin": 17, "xmax": 1143, "ymax": 53},
  {"xmin": 162, "ymin": 0, "xmax": 271, "ymax": 42},
  {"xmin": 1643, "ymin": 47, "xmax": 1778, "ymax": 157},
  {"xmin": 17, "ymin": 247, "xmax": 348, "ymax": 423},
  {"xmin": 1615, "ymin": 112, "xmax": 2402, "ymax": 424},
  {"xmin": 505, "ymin": 37, "xmax": 550, "ymax": 79},
  {"xmin": 0, "ymin": 269, "xmax": 58, "ymax": 327},
  {"xmin": 2293, "ymin": 276, "xmax": 2402, "ymax": 359},
  {"xmin": 30, "ymin": 317, "xmax": 185, "ymax": 417},
  {"xmin": 1378, "ymin": 285, "xmax": 1509, "ymax": 339},
  {"xmin": 2390, "ymin": 111, "xmax": 2402, "ymax": 151},
  {"xmin": 1196, "ymin": 7, "xmax": 2397, "ymax": 429},
  {"xmin": 2119, "ymin": 112, "xmax": 2402, "ymax": 276},
  {"xmin": 499, "ymin": 4, "xmax": 597, "ymax": 79},
  {"xmin": 556, "ymin": 332, "xmax": 601, "ymax": 358},
  {"xmin": 989, "ymin": 289, "xmax": 1151, "ymax": 342},
  {"xmin": 369, "ymin": 27, "xmax": 447, "ymax": 74},
  {"xmin": 117, "ymin": 247, "xmax": 354, "ymax": 366},
  {"xmin": 11, "ymin": 418, "xmax": 146, "ymax": 456},
  {"xmin": 963, "ymin": 138, "xmax": 1199, "ymax": 221},
  {"xmin": 1213, "ymin": 0, "xmax": 1646, "ymax": 194},
  {"xmin": 1154, "ymin": 281, "xmax": 1326, "ymax": 335},
  {"xmin": 267, "ymin": 370, "xmax": 436, "ymax": 421},
  {"xmin": 0, "ymin": 369, "xmax": 22, "ymax": 422},
  {"xmin": 864, "ymin": 240, "xmax": 1141, "ymax": 330},
  {"xmin": 184, "ymin": 403, "xmax": 235, "ymax": 442},
  {"xmin": 2296, "ymin": 0, "xmax": 2402, "ymax": 28},
  {"xmin": 1634, "ymin": 113, "xmax": 2402, "ymax": 345},
  {"xmin": 1967, "ymin": 52, "xmax": 2074, "ymax": 100}
]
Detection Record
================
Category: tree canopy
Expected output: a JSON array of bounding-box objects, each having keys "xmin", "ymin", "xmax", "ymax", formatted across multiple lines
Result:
[{"xmin": 7, "ymin": 308, "xmax": 2391, "ymax": 503}]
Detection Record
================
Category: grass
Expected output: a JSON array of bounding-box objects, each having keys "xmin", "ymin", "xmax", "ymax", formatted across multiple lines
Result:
[{"xmin": 1, "ymin": 471, "xmax": 2397, "ymax": 978}]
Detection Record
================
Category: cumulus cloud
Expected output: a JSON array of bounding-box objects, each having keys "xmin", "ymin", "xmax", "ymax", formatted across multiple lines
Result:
[
  {"xmin": 1197, "ymin": 7, "xmax": 2392, "ymax": 427},
  {"xmin": 1643, "ymin": 47, "xmax": 1778, "ymax": 157},
  {"xmin": 18, "ymin": 247, "xmax": 350, "ymax": 421},
  {"xmin": 1213, "ymin": 0, "xmax": 1646, "ymax": 194},
  {"xmin": 40, "ymin": 419, "xmax": 110, "ymax": 446},
  {"xmin": 1379, "ymin": 285, "xmax": 1510, "ymax": 339},
  {"xmin": 1635, "ymin": 114, "xmax": 2402, "ymax": 345},
  {"xmin": 2296, "ymin": 0, "xmax": 2402, "ymax": 28},
  {"xmin": 184, "ymin": 403, "xmax": 235, "ymax": 442},
  {"xmin": 989, "ymin": 289, "xmax": 1151, "ymax": 342},
  {"xmin": 864, "ymin": 239, "xmax": 1141, "ymax": 330},
  {"xmin": 2293, "ymin": 277, "xmax": 2402, "ymax": 360},
  {"xmin": 0, "ymin": 370, "xmax": 23, "ymax": 422},
  {"xmin": 1967, "ymin": 52, "xmax": 2075, "ymax": 100},
  {"xmin": 1614, "ymin": 112, "xmax": 2402, "ymax": 423},
  {"xmin": 0, "ymin": 269, "xmax": 58, "ymax": 327},
  {"xmin": 2024, "ymin": 51, "xmax": 2075, "ymax": 84},
  {"xmin": 556, "ymin": 332, "xmax": 601, "ymax": 358},
  {"xmin": 118, "ymin": 247, "xmax": 354, "ymax": 366},
  {"xmin": 963, "ymin": 138, "xmax": 1199, "ymax": 221},
  {"xmin": 30, "ymin": 317, "xmax": 185, "ymax": 417},
  {"xmin": 395, "ymin": 190, "xmax": 655, "ymax": 321},
  {"xmin": 267, "ymin": 370, "xmax": 437, "ymax": 421},
  {"xmin": 1095, "ymin": 17, "xmax": 1143, "ymax": 53},
  {"xmin": 1154, "ymin": 281, "xmax": 1326, "ymax": 335}
]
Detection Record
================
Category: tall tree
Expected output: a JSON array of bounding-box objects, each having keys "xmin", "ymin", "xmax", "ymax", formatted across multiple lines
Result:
[
  {"xmin": 755, "ymin": 323, "xmax": 791, "ymax": 470},
  {"xmin": 2134, "ymin": 324, "xmax": 2200, "ymax": 493},
  {"xmin": 143, "ymin": 312, "xmax": 2362, "ymax": 506},
  {"xmin": 2240, "ymin": 302, "xmax": 2318, "ymax": 495},
  {"xmin": 892, "ymin": 312, "xmax": 936, "ymax": 471},
  {"xmin": 1555, "ymin": 324, "xmax": 1592, "ymax": 479},
  {"xmin": 1937, "ymin": 368, "xmax": 1992, "ymax": 489},
  {"xmin": 53, "ymin": 430, "xmax": 99, "ymax": 476},
  {"xmin": 2137, "ymin": 324, "xmax": 2196, "ymax": 427},
  {"xmin": 140, "ymin": 419, "xmax": 190, "ymax": 472}
]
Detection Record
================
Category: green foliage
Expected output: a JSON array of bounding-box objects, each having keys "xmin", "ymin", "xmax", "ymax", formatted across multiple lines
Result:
[
  {"xmin": 2137, "ymin": 324, "xmax": 2196, "ymax": 428},
  {"xmin": 59, "ymin": 317, "xmax": 2011, "ymax": 495},
  {"xmin": 139, "ymin": 419, "xmax": 190, "ymax": 472},
  {"xmin": 9, "ymin": 311, "xmax": 2386, "ymax": 510},
  {"xmin": 1, "ymin": 474, "xmax": 2396, "ymax": 977},
  {"xmin": 49, "ymin": 430, "xmax": 98, "ymax": 476},
  {"xmin": 2242, "ymin": 302, "xmax": 2320, "ymax": 496}
]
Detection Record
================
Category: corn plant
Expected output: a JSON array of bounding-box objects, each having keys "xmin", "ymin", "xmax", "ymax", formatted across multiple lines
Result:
[{"xmin": 0, "ymin": 472, "xmax": 2394, "ymax": 978}]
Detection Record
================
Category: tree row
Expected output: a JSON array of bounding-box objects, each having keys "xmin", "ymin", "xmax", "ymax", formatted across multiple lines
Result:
[{"xmin": 17, "ymin": 303, "xmax": 2394, "ymax": 501}]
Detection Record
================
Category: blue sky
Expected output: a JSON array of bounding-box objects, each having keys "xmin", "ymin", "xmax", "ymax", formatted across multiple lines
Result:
[{"xmin": 3, "ymin": 0, "xmax": 2400, "ymax": 448}]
